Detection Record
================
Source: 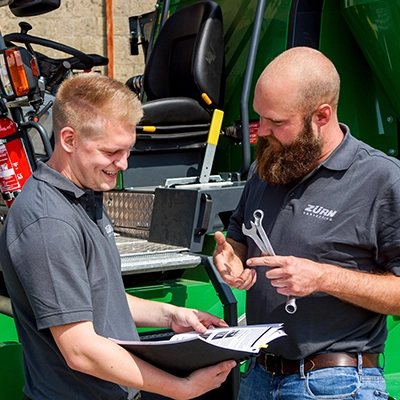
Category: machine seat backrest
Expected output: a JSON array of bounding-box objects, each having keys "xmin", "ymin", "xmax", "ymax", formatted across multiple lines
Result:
[{"xmin": 143, "ymin": 1, "xmax": 225, "ymax": 110}]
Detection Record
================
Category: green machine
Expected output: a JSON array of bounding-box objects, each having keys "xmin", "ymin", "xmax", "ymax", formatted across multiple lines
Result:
[{"xmin": 1, "ymin": 0, "xmax": 400, "ymax": 399}]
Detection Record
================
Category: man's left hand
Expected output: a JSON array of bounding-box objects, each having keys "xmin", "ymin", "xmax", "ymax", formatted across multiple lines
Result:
[{"xmin": 169, "ymin": 308, "xmax": 229, "ymax": 334}]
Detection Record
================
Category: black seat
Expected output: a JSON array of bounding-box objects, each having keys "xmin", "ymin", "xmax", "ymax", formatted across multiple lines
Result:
[
  {"xmin": 123, "ymin": 1, "xmax": 225, "ymax": 187},
  {"xmin": 134, "ymin": 0, "xmax": 225, "ymax": 152}
]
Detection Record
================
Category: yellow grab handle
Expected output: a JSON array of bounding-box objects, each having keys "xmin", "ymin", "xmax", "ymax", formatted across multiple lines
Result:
[
  {"xmin": 208, "ymin": 109, "xmax": 224, "ymax": 146},
  {"xmin": 142, "ymin": 126, "xmax": 156, "ymax": 132}
]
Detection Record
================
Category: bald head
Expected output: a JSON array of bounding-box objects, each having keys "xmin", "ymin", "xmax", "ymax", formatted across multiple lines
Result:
[{"xmin": 257, "ymin": 47, "xmax": 340, "ymax": 115}]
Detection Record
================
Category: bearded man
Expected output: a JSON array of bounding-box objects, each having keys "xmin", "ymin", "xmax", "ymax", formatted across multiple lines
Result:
[{"xmin": 213, "ymin": 47, "xmax": 400, "ymax": 399}]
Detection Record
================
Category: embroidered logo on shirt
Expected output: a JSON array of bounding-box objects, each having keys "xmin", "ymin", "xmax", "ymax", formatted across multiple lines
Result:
[
  {"xmin": 303, "ymin": 204, "xmax": 337, "ymax": 221},
  {"xmin": 105, "ymin": 224, "xmax": 114, "ymax": 236}
]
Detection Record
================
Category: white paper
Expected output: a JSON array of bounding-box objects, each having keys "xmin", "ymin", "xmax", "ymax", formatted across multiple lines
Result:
[{"xmin": 168, "ymin": 324, "xmax": 286, "ymax": 353}]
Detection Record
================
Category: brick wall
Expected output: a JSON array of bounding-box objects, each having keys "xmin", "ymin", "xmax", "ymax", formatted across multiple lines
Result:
[{"xmin": 0, "ymin": 0, "xmax": 155, "ymax": 84}]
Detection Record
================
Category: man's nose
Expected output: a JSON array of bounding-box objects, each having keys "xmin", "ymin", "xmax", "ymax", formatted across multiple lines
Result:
[
  {"xmin": 114, "ymin": 151, "xmax": 130, "ymax": 171},
  {"xmin": 258, "ymin": 120, "xmax": 273, "ymax": 137}
]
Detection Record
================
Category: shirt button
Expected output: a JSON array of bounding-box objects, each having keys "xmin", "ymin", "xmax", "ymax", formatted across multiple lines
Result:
[{"xmin": 289, "ymin": 192, "xmax": 295, "ymax": 197}]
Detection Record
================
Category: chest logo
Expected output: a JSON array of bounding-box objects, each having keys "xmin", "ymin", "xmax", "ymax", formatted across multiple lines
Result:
[
  {"xmin": 105, "ymin": 223, "xmax": 114, "ymax": 236},
  {"xmin": 303, "ymin": 204, "xmax": 337, "ymax": 221}
]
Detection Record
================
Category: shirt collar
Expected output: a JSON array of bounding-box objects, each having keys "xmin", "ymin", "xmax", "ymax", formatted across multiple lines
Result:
[
  {"xmin": 320, "ymin": 123, "xmax": 359, "ymax": 171},
  {"xmin": 33, "ymin": 161, "xmax": 104, "ymax": 222},
  {"xmin": 33, "ymin": 160, "xmax": 86, "ymax": 199}
]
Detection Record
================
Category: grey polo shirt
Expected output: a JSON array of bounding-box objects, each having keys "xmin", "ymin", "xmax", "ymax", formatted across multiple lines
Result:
[
  {"xmin": 228, "ymin": 125, "xmax": 400, "ymax": 359},
  {"xmin": 0, "ymin": 161, "xmax": 139, "ymax": 399}
]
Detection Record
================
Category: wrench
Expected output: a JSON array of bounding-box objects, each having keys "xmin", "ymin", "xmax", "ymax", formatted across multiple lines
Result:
[
  {"xmin": 242, "ymin": 221, "xmax": 271, "ymax": 256},
  {"xmin": 253, "ymin": 210, "xmax": 275, "ymax": 256},
  {"xmin": 242, "ymin": 209, "xmax": 297, "ymax": 314}
]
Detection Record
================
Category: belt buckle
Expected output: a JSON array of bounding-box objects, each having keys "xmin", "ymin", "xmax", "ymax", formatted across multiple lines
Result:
[
  {"xmin": 263, "ymin": 354, "xmax": 316, "ymax": 375},
  {"xmin": 264, "ymin": 353, "xmax": 281, "ymax": 375}
]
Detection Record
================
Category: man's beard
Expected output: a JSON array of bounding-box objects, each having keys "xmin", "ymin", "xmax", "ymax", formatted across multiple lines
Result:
[{"xmin": 256, "ymin": 116, "xmax": 322, "ymax": 185}]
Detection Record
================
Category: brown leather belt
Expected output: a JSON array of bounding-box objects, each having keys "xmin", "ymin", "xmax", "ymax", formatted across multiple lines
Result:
[{"xmin": 257, "ymin": 352, "xmax": 380, "ymax": 375}]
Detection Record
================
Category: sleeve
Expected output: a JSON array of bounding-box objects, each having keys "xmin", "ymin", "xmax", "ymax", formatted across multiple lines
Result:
[
  {"xmin": 374, "ymin": 179, "xmax": 400, "ymax": 276},
  {"xmin": 8, "ymin": 217, "xmax": 93, "ymax": 330},
  {"xmin": 226, "ymin": 178, "xmax": 251, "ymax": 246}
]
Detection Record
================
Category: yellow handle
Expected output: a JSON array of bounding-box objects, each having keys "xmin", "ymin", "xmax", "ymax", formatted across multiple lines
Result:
[
  {"xmin": 201, "ymin": 93, "xmax": 212, "ymax": 105},
  {"xmin": 208, "ymin": 109, "xmax": 224, "ymax": 146},
  {"xmin": 142, "ymin": 126, "xmax": 156, "ymax": 133}
]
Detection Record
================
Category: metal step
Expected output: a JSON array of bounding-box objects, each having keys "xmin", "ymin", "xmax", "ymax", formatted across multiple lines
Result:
[{"xmin": 115, "ymin": 236, "xmax": 201, "ymax": 274}]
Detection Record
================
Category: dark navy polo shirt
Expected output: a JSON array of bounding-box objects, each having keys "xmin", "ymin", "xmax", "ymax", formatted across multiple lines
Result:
[
  {"xmin": 228, "ymin": 125, "xmax": 400, "ymax": 359},
  {"xmin": 0, "ymin": 161, "xmax": 139, "ymax": 399}
]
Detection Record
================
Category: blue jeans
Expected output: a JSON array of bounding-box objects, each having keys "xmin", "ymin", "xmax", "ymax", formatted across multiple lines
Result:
[{"xmin": 238, "ymin": 357, "xmax": 388, "ymax": 400}]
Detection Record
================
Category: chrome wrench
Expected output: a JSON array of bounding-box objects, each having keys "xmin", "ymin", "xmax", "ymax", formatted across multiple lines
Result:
[{"xmin": 242, "ymin": 209, "xmax": 297, "ymax": 314}]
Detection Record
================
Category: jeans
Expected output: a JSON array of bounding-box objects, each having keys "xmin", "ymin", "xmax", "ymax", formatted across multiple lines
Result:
[{"xmin": 238, "ymin": 357, "xmax": 388, "ymax": 400}]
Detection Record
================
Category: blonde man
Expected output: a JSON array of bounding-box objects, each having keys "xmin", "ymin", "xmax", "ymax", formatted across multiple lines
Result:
[{"xmin": 1, "ymin": 73, "xmax": 234, "ymax": 400}]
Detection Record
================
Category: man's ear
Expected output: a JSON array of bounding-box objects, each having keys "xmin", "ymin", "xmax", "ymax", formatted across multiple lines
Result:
[
  {"xmin": 59, "ymin": 127, "xmax": 77, "ymax": 153},
  {"xmin": 313, "ymin": 103, "xmax": 332, "ymax": 128}
]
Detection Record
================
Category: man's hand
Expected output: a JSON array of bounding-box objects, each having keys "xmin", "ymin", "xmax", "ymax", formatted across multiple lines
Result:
[
  {"xmin": 128, "ymin": 295, "xmax": 229, "ymax": 334},
  {"xmin": 168, "ymin": 307, "xmax": 229, "ymax": 334},
  {"xmin": 247, "ymin": 254, "xmax": 324, "ymax": 297},
  {"xmin": 213, "ymin": 231, "xmax": 256, "ymax": 290},
  {"xmin": 177, "ymin": 360, "xmax": 236, "ymax": 400}
]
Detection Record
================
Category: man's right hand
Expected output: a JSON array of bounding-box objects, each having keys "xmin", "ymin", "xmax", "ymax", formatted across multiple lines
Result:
[
  {"xmin": 180, "ymin": 360, "xmax": 236, "ymax": 399},
  {"xmin": 213, "ymin": 231, "xmax": 257, "ymax": 290}
]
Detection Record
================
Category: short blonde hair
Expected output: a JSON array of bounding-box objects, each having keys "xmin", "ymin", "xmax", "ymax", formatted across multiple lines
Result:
[{"xmin": 52, "ymin": 73, "xmax": 143, "ymax": 141}]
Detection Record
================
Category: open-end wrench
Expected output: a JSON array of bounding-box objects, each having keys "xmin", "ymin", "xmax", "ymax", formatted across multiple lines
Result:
[
  {"xmin": 242, "ymin": 209, "xmax": 297, "ymax": 314},
  {"xmin": 253, "ymin": 210, "xmax": 275, "ymax": 256},
  {"xmin": 242, "ymin": 221, "xmax": 270, "ymax": 255}
]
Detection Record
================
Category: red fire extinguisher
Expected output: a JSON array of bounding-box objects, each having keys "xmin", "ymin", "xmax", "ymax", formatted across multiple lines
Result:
[{"xmin": 0, "ymin": 117, "xmax": 33, "ymax": 208}]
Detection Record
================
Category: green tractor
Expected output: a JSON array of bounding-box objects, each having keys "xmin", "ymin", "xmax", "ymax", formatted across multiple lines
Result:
[{"xmin": 1, "ymin": 0, "xmax": 400, "ymax": 399}]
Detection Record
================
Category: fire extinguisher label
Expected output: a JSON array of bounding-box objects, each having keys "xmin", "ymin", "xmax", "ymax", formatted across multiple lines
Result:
[{"xmin": 0, "ymin": 144, "xmax": 22, "ymax": 192}]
